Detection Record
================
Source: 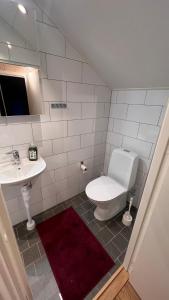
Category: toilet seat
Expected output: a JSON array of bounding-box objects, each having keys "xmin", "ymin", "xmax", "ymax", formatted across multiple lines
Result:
[{"xmin": 86, "ymin": 176, "xmax": 127, "ymax": 202}]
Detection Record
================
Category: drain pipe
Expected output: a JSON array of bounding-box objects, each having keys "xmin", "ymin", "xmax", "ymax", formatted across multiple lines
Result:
[{"xmin": 21, "ymin": 182, "xmax": 35, "ymax": 231}]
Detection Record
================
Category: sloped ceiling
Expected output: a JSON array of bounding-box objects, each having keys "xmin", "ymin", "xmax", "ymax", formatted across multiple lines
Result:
[{"xmin": 35, "ymin": 0, "xmax": 169, "ymax": 89}]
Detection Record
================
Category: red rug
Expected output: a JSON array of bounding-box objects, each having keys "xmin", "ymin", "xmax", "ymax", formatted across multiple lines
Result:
[{"xmin": 37, "ymin": 207, "xmax": 114, "ymax": 300}]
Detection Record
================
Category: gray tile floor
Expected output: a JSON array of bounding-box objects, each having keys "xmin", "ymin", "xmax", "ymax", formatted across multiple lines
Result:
[{"xmin": 14, "ymin": 192, "xmax": 137, "ymax": 300}]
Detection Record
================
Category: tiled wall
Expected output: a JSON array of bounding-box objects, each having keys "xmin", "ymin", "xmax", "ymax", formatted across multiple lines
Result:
[
  {"xmin": 0, "ymin": 11, "xmax": 111, "ymax": 225},
  {"xmin": 104, "ymin": 89, "xmax": 169, "ymax": 207}
]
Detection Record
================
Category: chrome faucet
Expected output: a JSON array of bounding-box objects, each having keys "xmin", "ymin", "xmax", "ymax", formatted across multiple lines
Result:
[{"xmin": 7, "ymin": 150, "xmax": 20, "ymax": 165}]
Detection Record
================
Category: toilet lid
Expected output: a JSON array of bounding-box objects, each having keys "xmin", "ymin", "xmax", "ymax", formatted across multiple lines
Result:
[{"xmin": 86, "ymin": 176, "xmax": 126, "ymax": 202}]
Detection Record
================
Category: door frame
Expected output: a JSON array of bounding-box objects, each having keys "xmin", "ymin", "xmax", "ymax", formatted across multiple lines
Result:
[
  {"xmin": 1, "ymin": 102, "xmax": 169, "ymax": 297},
  {"xmin": 124, "ymin": 100, "xmax": 169, "ymax": 272},
  {"xmin": 0, "ymin": 188, "xmax": 32, "ymax": 300}
]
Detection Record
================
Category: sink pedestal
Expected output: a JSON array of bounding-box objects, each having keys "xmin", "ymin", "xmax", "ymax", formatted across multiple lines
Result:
[{"xmin": 21, "ymin": 183, "xmax": 35, "ymax": 231}]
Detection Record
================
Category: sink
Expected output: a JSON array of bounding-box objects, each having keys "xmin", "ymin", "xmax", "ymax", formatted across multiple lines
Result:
[
  {"xmin": 0, "ymin": 157, "xmax": 46, "ymax": 185},
  {"xmin": 0, "ymin": 156, "xmax": 46, "ymax": 231}
]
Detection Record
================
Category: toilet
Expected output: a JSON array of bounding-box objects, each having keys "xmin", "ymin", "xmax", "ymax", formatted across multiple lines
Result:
[{"xmin": 85, "ymin": 148, "xmax": 139, "ymax": 221}]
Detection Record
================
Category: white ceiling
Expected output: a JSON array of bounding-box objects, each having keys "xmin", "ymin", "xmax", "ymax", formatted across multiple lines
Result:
[{"xmin": 35, "ymin": 0, "xmax": 169, "ymax": 89}]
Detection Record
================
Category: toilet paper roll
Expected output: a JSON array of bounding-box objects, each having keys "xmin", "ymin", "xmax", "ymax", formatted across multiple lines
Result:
[{"xmin": 80, "ymin": 162, "xmax": 87, "ymax": 173}]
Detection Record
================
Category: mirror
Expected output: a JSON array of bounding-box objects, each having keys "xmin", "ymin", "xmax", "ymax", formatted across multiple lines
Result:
[
  {"xmin": 0, "ymin": 0, "xmax": 40, "ymax": 66},
  {"xmin": 0, "ymin": 0, "xmax": 42, "ymax": 116},
  {"xmin": 0, "ymin": 63, "xmax": 42, "ymax": 116}
]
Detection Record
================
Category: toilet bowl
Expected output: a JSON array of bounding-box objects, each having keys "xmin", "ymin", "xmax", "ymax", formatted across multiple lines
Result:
[{"xmin": 85, "ymin": 148, "xmax": 139, "ymax": 221}]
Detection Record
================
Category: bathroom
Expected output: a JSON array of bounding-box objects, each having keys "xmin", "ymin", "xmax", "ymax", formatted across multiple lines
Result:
[{"xmin": 1, "ymin": 1, "xmax": 169, "ymax": 300}]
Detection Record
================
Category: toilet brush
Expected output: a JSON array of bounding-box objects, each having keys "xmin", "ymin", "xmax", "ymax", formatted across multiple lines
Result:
[{"xmin": 122, "ymin": 195, "xmax": 134, "ymax": 227}]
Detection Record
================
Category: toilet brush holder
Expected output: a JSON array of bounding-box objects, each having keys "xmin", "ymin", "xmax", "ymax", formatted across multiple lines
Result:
[{"xmin": 122, "ymin": 211, "xmax": 132, "ymax": 227}]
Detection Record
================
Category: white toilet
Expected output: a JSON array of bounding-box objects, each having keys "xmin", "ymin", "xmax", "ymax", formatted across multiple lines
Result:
[{"xmin": 85, "ymin": 148, "xmax": 139, "ymax": 221}]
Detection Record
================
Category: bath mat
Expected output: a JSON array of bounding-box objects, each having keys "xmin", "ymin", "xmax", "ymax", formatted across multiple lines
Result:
[{"xmin": 37, "ymin": 207, "xmax": 114, "ymax": 300}]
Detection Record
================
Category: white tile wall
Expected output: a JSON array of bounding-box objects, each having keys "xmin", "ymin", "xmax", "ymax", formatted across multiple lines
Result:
[
  {"xmin": 37, "ymin": 22, "xmax": 65, "ymax": 56},
  {"xmin": 9, "ymin": 46, "xmax": 40, "ymax": 66},
  {"xmin": 47, "ymin": 54, "xmax": 82, "ymax": 82},
  {"xmin": 65, "ymin": 41, "xmax": 86, "ymax": 62},
  {"xmin": 0, "ymin": 7, "xmax": 111, "ymax": 225},
  {"xmin": 127, "ymin": 105, "xmax": 162, "ymax": 125},
  {"xmin": 105, "ymin": 89, "xmax": 168, "ymax": 208},
  {"xmin": 42, "ymin": 79, "xmax": 66, "ymax": 102},
  {"xmin": 67, "ymin": 82, "xmax": 94, "ymax": 102},
  {"xmin": 82, "ymin": 64, "xmax": 104, "ymax": 85}
]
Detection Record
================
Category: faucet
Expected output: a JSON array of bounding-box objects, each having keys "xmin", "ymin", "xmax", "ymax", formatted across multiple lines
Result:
[{"xmin": 7, "ymin": 150, "xmax": 20, "ymax": 165}]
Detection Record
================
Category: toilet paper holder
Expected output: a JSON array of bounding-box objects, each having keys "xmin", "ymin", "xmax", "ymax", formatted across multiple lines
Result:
[{"xmin": 80, "ymin": 161, "xmax": 87, "ymax": 173}]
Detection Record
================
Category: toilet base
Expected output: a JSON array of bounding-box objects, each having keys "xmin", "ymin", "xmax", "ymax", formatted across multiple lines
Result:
[{"xmin": 92, "ymin": 193, "xmax": 127, "ymax": 221}]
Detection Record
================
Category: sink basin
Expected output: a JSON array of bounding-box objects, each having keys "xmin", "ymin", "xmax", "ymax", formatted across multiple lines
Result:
[
  {"xmin": 0, "ymin": 156, "xmax": 46, "ymax": 231},
  {"xmin": 0, "ymin": 156, "xmax": 46, "ymax": 185}
]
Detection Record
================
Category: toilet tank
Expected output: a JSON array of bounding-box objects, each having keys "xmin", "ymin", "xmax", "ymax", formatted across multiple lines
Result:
[{"xmin": 108, "ymin": 148, "xmax": 139, "ymax": 190}]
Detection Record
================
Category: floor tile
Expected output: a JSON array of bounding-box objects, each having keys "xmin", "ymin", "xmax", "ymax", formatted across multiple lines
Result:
[
  {"xmin": 71, "ymin": 195, "xmax": 84, "ymax": 207},
  {"xmin": 118, "ymin": 250, "xmax": 126, "ymax": 263},
  {"xmin": 17, "ymin": 238, "xmax": 29, "ymax": 252},
  {"xmin": 37, "ymin": 241, "xmax": 45, "ymax": 256},
  {"xmin": 17, "ymin": 224, "xmax": 30, "ymax": 239},
  {"xmin": 96, "ymin": 228, "xmax": 114, "ymax": 245},
  {"xmin": 94, "ymin": 219, "xmax": 107, "ymax": 229},
  {"xmin": 41, "ymin": 271, "xmax": 60, "ymax": 300},
  {"xmin": 120, "ymin": 226, "xmax": 132, "ymax": 241},
  {"xmin": 82, "ymin": 210, "xmax": 95, "ymax": 224},
  {"xmin": 97, "ymin": 271, "xmax": 111, "ymax": 289},
  {"xmin": 63, "ymin": 199, "xmax": 73, "ymax": 208},
  {"xmin": 22, "ymin": 244, "xmax": 40, "ymax": 266},
  {"xmin": 107, "ymin": 220, "xmax": 122, "ymax": 236},
  {"xmin": 74, "ymin": 205, "xmax": 86, "ymax": 215},
  {"xmin": 109, "ymin": 260, "xmax": 121, "ymax": 275},
  {"xmin": 52, "ymin": 204, "xmax": 65, "ymax": 216},
  {"xmin": 27, "ymin": 231, "xmax": 39, "ymax": 247},
  {"xmin": 88, "ymin": 220, "xmax": 101, "ymax": 234},
  {"xmin": 82, "ymin": 200, "xmax": 94, "ymax": 211},
  {"xmin": 35, "ymin": 255, "xmax": 52, "ymax": 276},
  {"xmin": 112, "ymin": 233, "xmax": 128, "ymax": 252},
  {"xmin": 105, "ymin": 241, "xmax": 121, "ymax": 261},
  {"xmin": 84, "ymin": 286, "xmax": 99, "ymax": 300},
  {"xmin": 79, "ymin": 192, "xmax": 88, "ymax": 201}
]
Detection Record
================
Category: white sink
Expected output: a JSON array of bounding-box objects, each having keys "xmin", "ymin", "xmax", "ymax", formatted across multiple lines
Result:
[
  {"xmin": 0, "ymin": 156, "xmax": 46, "ymax": 231},
  {"xmin": 0, "ymin": 157, "xmax": 46, "ymax": 185}
]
